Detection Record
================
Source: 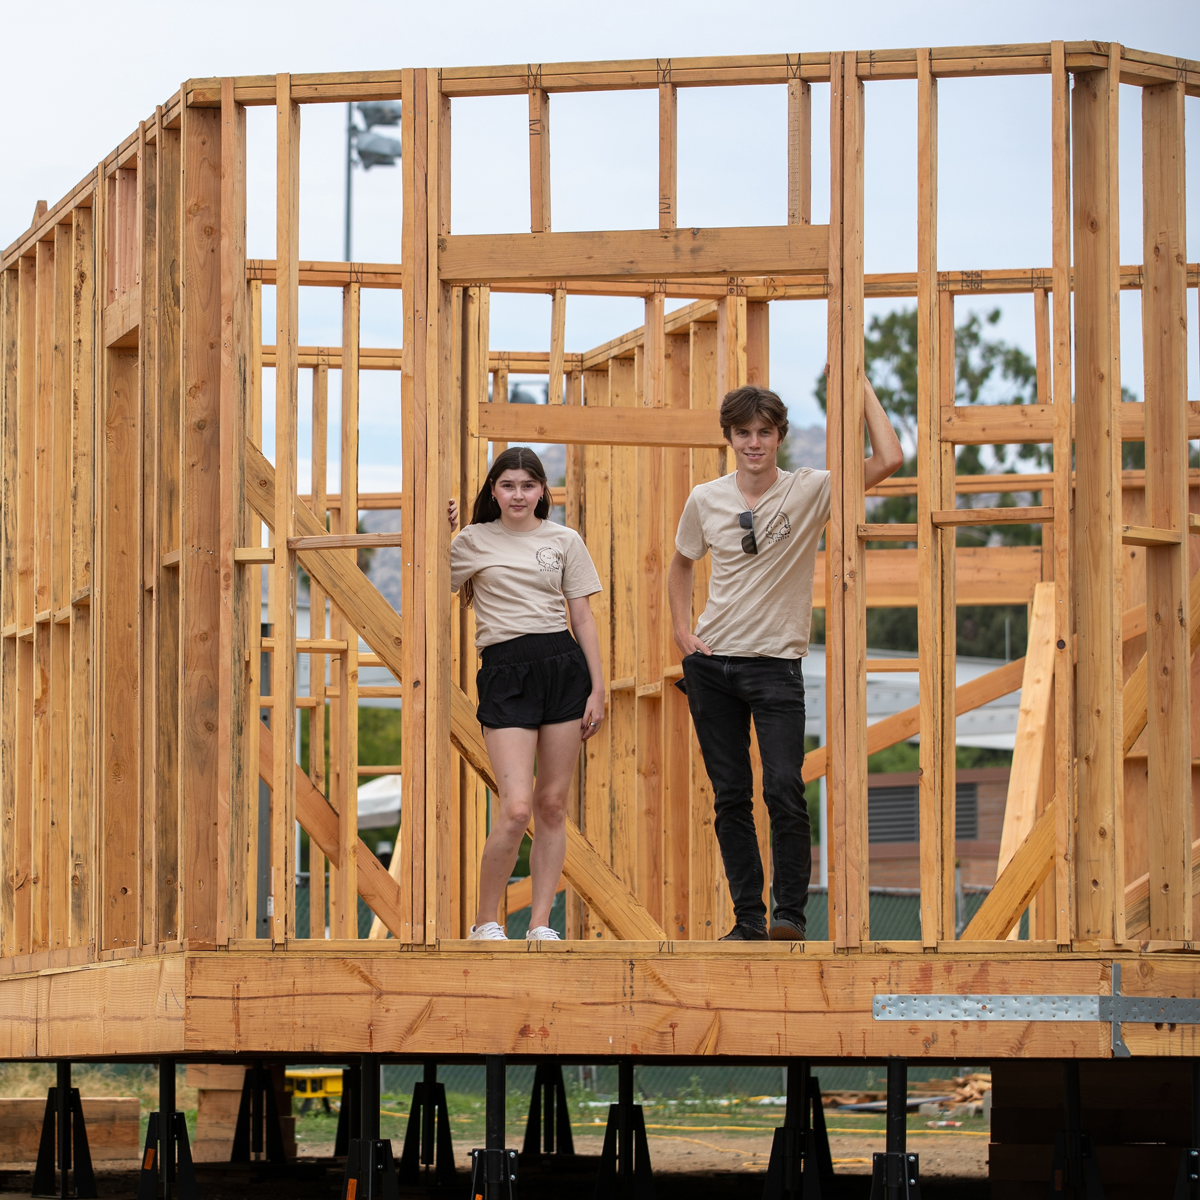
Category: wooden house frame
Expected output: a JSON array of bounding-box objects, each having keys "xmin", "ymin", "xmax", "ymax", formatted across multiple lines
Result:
[{"xmin": 1, "ymin": 42, "xmax": 1199, "ymax": 1065}]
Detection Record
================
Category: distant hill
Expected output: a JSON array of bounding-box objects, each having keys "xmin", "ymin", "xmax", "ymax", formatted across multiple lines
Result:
[{"xmin": 785, "ymin": 425, "xmax": 827, "ymax": 469}]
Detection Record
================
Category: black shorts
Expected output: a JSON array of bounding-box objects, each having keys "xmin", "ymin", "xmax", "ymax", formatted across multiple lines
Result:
[{"xmin": 476, "ymin": 630, "xmax": 592, "ymax": 730}]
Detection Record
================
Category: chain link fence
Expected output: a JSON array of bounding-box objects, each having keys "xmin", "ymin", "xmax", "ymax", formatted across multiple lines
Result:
[{"xmin": 379, "ymin": 1061, "xmax": 986, "ymax": 1106}]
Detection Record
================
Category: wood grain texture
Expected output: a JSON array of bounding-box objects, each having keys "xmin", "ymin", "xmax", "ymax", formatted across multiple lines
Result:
[
  {"xmin": 658, "ymin": 84, "xmax": 677, "ymax": 231},
  {"xmin": 400, "ymin": 68, "xmax": 427, "ymax": 942},
  {"xmin": 1050, "ymin": 41, "xmax": 1074, "ymax": 945},
  {"xmin": 528, "ymin": 88, "xmax": 551, "ymax": 233},
  {"xmin": 1071, "ymin": 54, "xmax": 1124, "ymax": 941},
  {"xmin": 438, "ymin": 225, "xmax": 829, "ymax": 284},
  {"xmin": 307, "ymin": 362, "xmax": 327, "ymax": 941},
  {"xmin": 962, "ymin": 801, "xmax": 1056, "ymax": 941},
  {"xmin": 49, "ymin": 225, "xmax": 72, "ymax": 952},
  {"xmin": 217, "ymin": 80, "xmax": 250, "ymax": 942},
  {"xmin": 996, "ymin": 583, "xmax": 1056, "ymax": 908},
  {"xmin": 180, "ymin": 102, "xmax": 223, "ymax": 946},
  {"xmin": 835, "ymin": 51, "xmax": 870, "ymax": 946},
  {"xmin": 1123, "ymin": 566, "xmax": 1200, "ymax": 756},
  {"xmin": 0, "ymin": 267, "xmax": 19, "ymax": 958},
  {"xmin": 915, "ymin": 49, "xmax": 948, "ymax": 947},
  {"xmin": 580, "ymin": 367, "xmax": 613, "ymax": 937},
  {"xmin": 609, "ymin": 354, "xmax": 639, "ymax": 901},
  {"xmin": 247, "ymin": 436, "xmax": 663, "ymax": 944},
  {"xmin": 787, "ymin": 78, "xmax": 812, "ymax": 226},
  {"xmin": 153, "ymin": 123, "xmax": 182, "ymax": 946},
  {"xmin": 1140, "ymin": 78, "xmax": 1191, "ymax": 940},
  {"xmin": 181, "ymin": 951, "xmax": 1112, "ymax": 1060},
  {"xmin": 31, "ymin": 240, "xmax": 53, "ymax": 953},
  {"xmin": 939, "ymin": 401, "xmax": 1200, "ymax": 444},
  {"xmin": 449, "ymin": 685, "xmax": 665, "ymax": 941},
  {"xmin": 137, "ymin": 127, "xmax": 157, "ymax": 950},
  {"xmin": 824, "ymin": 52, "xmax": 847, "ymax": 946},
  {"xmin": 0, "ymin": 1097, "xmax": 137, "ymax": 1162},
  {"xmin": 477, "ymin": 401, "xmax": 726, "ymax": 447},
  {"xmin": 426, "ymin": 73, "xmax": 453, "ymax": 942},
  {"xmin": 661, "ymin": 330, "xmax": 691, "ymax": 936},
  {"xmin": 333, "ymin": 281, "xmax": 361, "ymax": 939},
  {"xmin": 802, "ymin": 657, "xmax": 1027, "ymax": 783},
  {"xmin": 271, "ymin": 75, "xmax": 300, "ymax": 943},
  {"xmin": 548, "ymin": 287, "xmax": 566, "ymax": 402},
  {"xmin": 257, "ymin": 722, "xmax": 404, "ymax": 938},
  {"xmin": 33, "ymin": 953, "xmax": 186, "ymax": 1058},
  {"xmin": 98, "ymin": 351, "xmax": 140, "ymax": 951}
]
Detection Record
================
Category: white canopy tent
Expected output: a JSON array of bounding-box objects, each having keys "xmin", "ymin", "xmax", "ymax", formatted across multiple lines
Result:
[{"xmin": 357, "ymin": 773, "xmax": 402, "ymax": 830}]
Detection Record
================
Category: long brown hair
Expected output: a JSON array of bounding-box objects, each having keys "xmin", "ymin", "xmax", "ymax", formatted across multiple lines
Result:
[{"xmin": 460, "ymin": 446, "xmax": 551, "ymax": 606}]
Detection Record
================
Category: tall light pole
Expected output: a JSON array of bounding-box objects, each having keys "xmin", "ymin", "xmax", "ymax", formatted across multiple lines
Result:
[
  {"xmin": 344, "ymin": 101, "xmax": 403, "ymax": 261},
  {"xmin": 344, "ymin": 103, "xmax": 354, "ymax": 262}
]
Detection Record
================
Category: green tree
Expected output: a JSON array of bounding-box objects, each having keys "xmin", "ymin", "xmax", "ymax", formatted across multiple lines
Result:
[{"xmin": 815, "ymin": 306, "xmax": 1043, "ymax": 660}]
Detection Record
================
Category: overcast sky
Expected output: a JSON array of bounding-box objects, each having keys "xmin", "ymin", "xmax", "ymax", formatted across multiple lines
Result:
[{"xmin": 2, "ymin": 1, "xmax": 1198, "ymax": 491}]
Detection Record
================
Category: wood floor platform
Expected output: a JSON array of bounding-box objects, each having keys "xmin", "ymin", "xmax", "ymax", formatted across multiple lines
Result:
[{"xmin": 2, "ymin": 944, "xmax": 1198, "ymax": 1063}]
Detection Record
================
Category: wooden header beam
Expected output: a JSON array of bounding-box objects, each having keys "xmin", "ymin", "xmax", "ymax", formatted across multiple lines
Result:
[
  {"xmin": 477, "ymin": 402, "xmax": 726, "ymax": 448},
  {"xmin": 8, "ymin": 42, "xmax": 1200, "ymax": 274},
  {"xmin": 179, "ymin": 43, "xmax": 1200, "ymax": 107},
  {"xmin": 438, "ymin": 225, "xmax": 829, "ymax": 284},
  {"xmin": 240, "ymin": 257, "xmax": 1200, "ymax": 301}
]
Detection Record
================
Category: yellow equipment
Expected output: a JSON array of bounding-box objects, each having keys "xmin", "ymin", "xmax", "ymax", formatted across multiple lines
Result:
[{"xmin": 285, "ymin": 1068, "xmax": 344, "ymax": 1113}]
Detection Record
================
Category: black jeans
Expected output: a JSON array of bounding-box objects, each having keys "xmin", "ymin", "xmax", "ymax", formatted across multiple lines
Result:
[{"xmin": 679, "ymin": 653, "xmax": 811, "ymax": 931}]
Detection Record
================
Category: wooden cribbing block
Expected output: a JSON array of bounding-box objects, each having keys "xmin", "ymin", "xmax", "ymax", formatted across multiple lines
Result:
[
  {"xmin": 186, "ymin": 1064, "xmax": 295, "ymax": 1163},
  {"xmin": 0, "ymin": 1096, "xmax": 138, "ymax": 1162}
]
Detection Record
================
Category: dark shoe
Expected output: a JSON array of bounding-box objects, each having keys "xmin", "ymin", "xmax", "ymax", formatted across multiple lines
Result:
[
  {"xmin": 769, "ymin": 918, "xmax": 806, "ymax": 941},
  {"xmin": 719, "ymin": 923, "xmax": 769, "ymax": 941}
]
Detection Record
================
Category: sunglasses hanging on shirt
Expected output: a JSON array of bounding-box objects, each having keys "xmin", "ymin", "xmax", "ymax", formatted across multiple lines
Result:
[{"xmin": 738, "ymin": 511, "xmax": 758, "ymax": 556}]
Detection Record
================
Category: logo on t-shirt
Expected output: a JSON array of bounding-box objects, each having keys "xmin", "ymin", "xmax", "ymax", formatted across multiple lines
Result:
[
  {"xmin": 761, "ymin": 513, "xmax": 791, "ymax": 547},
  {"xmin": 535, "ymin": 546, "xmax": 563, "ymax": 573}
]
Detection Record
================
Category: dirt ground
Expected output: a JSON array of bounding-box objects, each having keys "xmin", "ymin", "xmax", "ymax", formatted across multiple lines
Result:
[{"xmin": 0, "ymin": 1130, "xmax": 989, "ymax": 1198}]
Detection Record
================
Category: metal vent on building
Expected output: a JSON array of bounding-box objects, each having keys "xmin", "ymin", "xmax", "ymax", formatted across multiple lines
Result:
[{"xmin": 867, "ymin": 783, "xmax": 978, "ymax": 843}]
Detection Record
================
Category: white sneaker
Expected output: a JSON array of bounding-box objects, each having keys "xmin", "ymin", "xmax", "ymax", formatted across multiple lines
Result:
[
  {"xmin": 469, "ymin": 922, "xmax": 507, "ymax": 940},
  {"xmin": 526, "ymin": 926, "xmax": 561, "ymax": 941}
]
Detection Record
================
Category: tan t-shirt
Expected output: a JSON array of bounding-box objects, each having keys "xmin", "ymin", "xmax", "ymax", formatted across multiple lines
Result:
[
  {"xmin": 675, "ymin": 468, "xmax": 831, "ymax": 659},
  {"xmin": 451, "ymin": 519, "xmax": 602, "ymax": 649}
]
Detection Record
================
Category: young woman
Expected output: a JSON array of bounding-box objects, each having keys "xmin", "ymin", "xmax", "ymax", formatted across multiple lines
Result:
[{"xmin": 448, "ymin": 446, "xmax": 606, "ymax": 940}]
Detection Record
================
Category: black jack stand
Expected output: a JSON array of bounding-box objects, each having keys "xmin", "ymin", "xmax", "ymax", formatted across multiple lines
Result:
[
  {"xmin": 469, "ymin": 1056, "xmax": 518, "ymax": 1199},
  {"xmin": 521, "ymin": 1062, "xmax": 575, "ymax": 1160},
  {"xmin": 136, "ymin": 1059, "xmax": 198, "ymax": 1200},
  {"xmin": 1048, "ymin": 1061, "xmax": 1104, "ymax": 1198},
  {"xmin": 594, "ymin": 1059, "xmax": 654, "ymax": 1200},
  {"xmin": 335, "ymin": 1065, "xmax": 363, "ymax": 1157},
  {"xmin": 31, "ymin": 1061, "xmax": 96, "ymax": 1199},
  {"xmin": 230, "ymin": 1060, "xmax": 287, "ymax": 1163},
  {"xmin": 868, "ymin": 1058, "xmax": 920, "ymax": 1200},
  {"xmin": 398, "ymin": 1062, "xmax": 457, "ymax": 1188},
  {"xmin": 341, "ymin": 1054, "xmax": 399, "ymax": 1200},
  {"xmin": 762, "ymin": 1059, "xmax": 836, "ymax": 1199},
  {"xmin": 1175, "ymin": 1060, "xmax": 1200, "ymax": 1200}
]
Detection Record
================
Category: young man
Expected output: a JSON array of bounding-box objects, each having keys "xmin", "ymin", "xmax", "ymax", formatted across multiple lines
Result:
[{"xmin": 668, "ymin": 381, "xmax": 902, "ymax": 940}]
